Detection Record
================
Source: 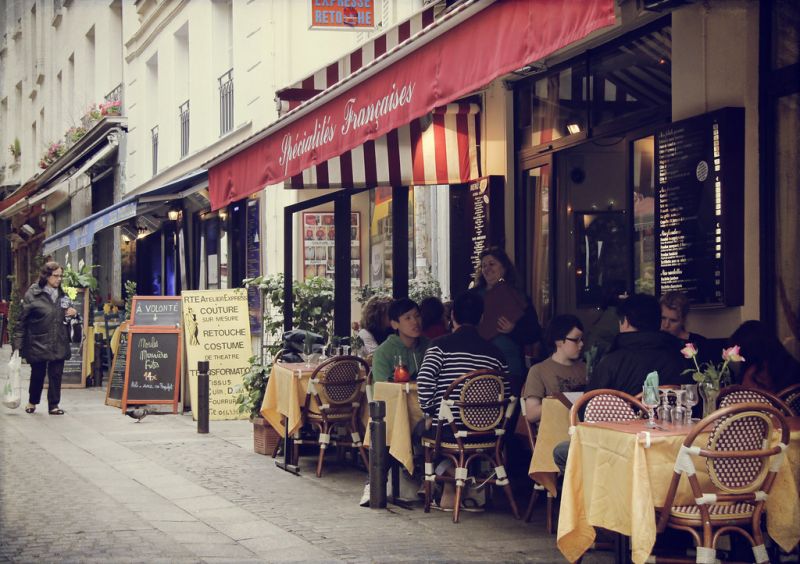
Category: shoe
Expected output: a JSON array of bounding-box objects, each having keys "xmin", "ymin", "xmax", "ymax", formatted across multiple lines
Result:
[
  {"xmin": 48, "ymin": 407, "xmax": 65, "ymax": 415},
  {"xmin": 431, "ymin": 500, "xmax": 454, "ymax": 512},
  {"xmin": 359, "ymin": 483, "xmax": 370, "ymax": 507},
  {"xmin": 460, "ymin": 497, "xmax": 485, "ymax": 513},
  {"xmin": 25, "ymin": 404, "xmax": 35, "ymax": 414}
]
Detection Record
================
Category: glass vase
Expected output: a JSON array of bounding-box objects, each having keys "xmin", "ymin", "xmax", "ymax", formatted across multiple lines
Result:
[{"xmin": 699, "ymin": 382, "xmax": 720, "ymax": 418}]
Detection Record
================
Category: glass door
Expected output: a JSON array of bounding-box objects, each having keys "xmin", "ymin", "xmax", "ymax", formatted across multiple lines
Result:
[{"xmin": 520, "ymin": 158, "xmax": 554, "ymax": 330}]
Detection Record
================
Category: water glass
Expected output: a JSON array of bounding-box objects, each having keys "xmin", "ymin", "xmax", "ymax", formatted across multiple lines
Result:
[
  {"xmin": 671, "ymin": 390, "xmax": 688, "ymax": 426},
  {"xmin": 642, "ymin": 385, "xmax": 659, "ymax": 428}
]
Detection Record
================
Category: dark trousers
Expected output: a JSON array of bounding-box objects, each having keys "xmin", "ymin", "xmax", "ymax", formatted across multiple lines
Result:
[{"xmin": 28, "ymin": 360, "xmax": 65, "ymax": 410}]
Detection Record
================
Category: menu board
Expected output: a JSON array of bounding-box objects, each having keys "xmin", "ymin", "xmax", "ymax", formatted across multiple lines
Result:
[
  {"xmin": 302, "ymin": 211, "xmax": 361, "ymax": 287},
  {"xmin": 122, "ymin": 327, "xmax": 181, "ymax": 411},
  {"xmin": 246, "ymin": 198, "xmax": 262, "ymax": 335},
  {"xmin": 104, "ymin": 323, "xmax": 129, "ymax": 407},
  {"xmin": 654, "ymin": 107, "xmax": 744, "ymax": 306},
  {"xmin": 60, "ymin": 288, "xmax": 89, "ymax": 389},
  {"xmin": 131, "ymin": 296, "xmax": 182, "ymax": 327}
]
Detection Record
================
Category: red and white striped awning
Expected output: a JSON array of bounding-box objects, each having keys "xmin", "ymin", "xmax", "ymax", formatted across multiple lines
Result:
[
  {"xmin": 207, "ymin": 0, "xmax": 616, "ymax": 210},
  {"xmin": 290, "ymin": 102, "xmax": 479, "ymax": 189}
]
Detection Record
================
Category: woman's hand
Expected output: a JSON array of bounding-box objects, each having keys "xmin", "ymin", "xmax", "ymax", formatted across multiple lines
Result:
[
  {"xmin": 497, "ymin": 316, "xmax": 514, "ymax": 334},
  {"xmin": 66, "ymin": 307, "xmax": 77, "ymax": 317}
]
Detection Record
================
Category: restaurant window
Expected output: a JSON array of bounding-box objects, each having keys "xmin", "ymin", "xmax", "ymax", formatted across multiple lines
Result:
[
  {"xmin": 201, "ymin": 213, "xmax": 221, "ymax": 289},
  {"xmin": 633, "ymin": 135, "xmax": 656, "ymax": 295},
  {"xmin": 523, "ymin": 163, "xmax": 553, "ymax": 328}
]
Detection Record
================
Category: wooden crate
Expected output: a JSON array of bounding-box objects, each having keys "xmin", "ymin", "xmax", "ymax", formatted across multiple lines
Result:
[{"xmin": 252, "ymin": 417, "xmax": 281, "ymax": 455}]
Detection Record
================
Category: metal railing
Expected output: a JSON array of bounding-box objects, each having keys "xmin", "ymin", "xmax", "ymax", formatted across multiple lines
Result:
[
  {"xmin": 218, "ymin": 68, "xmax": 234, "ymax": 136},
  {"xmin": 151, "ymin": 125, "xmax": 159, "ymax": 176},
  {"xmin": 105, "ymin": 83, "xmax": 122, "ymax": 104},
  {"xmin": 179, "ymin": 100, "xmax": 190, "ymax": 157}
]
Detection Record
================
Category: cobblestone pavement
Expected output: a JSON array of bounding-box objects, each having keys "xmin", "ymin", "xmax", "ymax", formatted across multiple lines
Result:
[{"xmin": 0, "ymin": 347, "xmax": 613, "ymax": 563}]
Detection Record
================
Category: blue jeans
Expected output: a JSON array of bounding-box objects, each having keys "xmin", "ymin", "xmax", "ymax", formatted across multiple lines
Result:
[{"xmin": 553, "ymin": 440, "xmax": 570, "ymax": 474}]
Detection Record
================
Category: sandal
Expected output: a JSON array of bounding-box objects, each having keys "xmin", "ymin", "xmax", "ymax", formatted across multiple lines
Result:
[
  {"xmin": 48, "ymin": 408, "xmax": 65, "ymax": 415},
  {"xmin": 25, "ymin": 404, "xmax": 35, "ymax": 414}
]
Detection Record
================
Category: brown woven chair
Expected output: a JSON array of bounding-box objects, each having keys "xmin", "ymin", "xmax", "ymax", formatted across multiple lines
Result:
[
  {"xmin": 570, "ymin": 388, "xmax": 648, "ymax": 426},
  {"xmin": 422, "ymin": 369, "xmax": 519, "ymax": 523},
  {"xmin": 295, "ymin": 355, "xmax": 370, "ymax": 477},
  {"xmin": 717, "ymin": 384, "xmax": 793, "ymax": 417},
  {"xmin": 653, "ymin": 403, "xmax": 790, "ymax": 564},
  {"xmin": 775, "ymin": 383, "xmax": 800, "ymax": 416}
]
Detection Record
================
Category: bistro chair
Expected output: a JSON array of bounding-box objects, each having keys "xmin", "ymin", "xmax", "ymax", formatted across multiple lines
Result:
[
  {"xmin": 717, "ymin": 384, "xmax": 793, "ymax": 417},
  {"xmin": 293, "ymin": 355, "xmax": 370, "ymax": 477},
  {"xmin": 422, "ymin": 369, "xmax": 519, "ymax": 523},
  {"xmin": 519, "ymin": 398, "xmax": 557, "ymax": 533},
  {"xmin": 570, "ymin": 388, "xmax": 648, "ymax": 426},
  {"xmin": 776, "ymin": 383, "xmax": 800, "ymax": 416},
  {"xmin": 653, "ymin": 402, "xmax": 790, "ymax": 564}
]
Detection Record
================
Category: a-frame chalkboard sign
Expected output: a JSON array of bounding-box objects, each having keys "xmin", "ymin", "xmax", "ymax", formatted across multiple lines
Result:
[
  {"xmin": 130, "ymin": 296, "xmax": 182, "ymax": 327},
  {"xmin": 104, "ymin": 320, "xmax": 130, "ymax": 408},
  {"xmin": 121, "ymin": 326, "xmax": 181, "ymax": 413}
]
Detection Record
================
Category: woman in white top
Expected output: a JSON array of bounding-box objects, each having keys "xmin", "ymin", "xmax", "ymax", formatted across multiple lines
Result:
[{"xmin": 358, "ymin": 295, "xmax": 392, "ymax": 355}]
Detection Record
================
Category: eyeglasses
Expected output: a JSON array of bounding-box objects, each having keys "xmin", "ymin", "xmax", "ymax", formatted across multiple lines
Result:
[
  {"xmin": 50, "ymin": 274, "xmax": 63, "ymax": 278},
  {"xmin": 564, "ymin": 336, "xmax": 583, "ymax": 344}
]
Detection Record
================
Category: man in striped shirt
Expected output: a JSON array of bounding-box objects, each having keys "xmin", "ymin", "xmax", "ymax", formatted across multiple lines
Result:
[{"xmin": 417, "ymin": 292, "xmax": 510, "ymax": 434}]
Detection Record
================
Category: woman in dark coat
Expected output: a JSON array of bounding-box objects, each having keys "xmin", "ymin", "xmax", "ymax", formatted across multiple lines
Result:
[{"xmin": 12, "ymin": 261, "xmax": 76, "ymax": 414}]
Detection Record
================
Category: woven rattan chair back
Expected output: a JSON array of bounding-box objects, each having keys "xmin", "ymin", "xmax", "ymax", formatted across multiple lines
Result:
[
  {"xmin": 717, "ymin": 384, "xmax": 793, "ymax": 416},
  {"xmin": 570, "ymin": 388, "xmax": 647, "ymax": 426},
  {"xmin": 705, "ymin": 409, "xmax": 773, "ymax": 493},
  {"xmin": 311, "ymin": 356, "xmax": 369, "ymax": 408},
  {"xmin": 458, "ymin": 373, "xmax": 505, "ymax": 432},
  {"xmin": 776, "ymin": 383, "xmax": 800, "ymax": 415}
]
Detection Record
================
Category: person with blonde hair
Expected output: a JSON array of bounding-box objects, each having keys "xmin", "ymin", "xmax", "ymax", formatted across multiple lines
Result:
[{"xmin": 12, "ymin": 261, "xmax": 77, "ymax": 415}]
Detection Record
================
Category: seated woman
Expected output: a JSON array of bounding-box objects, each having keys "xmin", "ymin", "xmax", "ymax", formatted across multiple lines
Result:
[
  {"xmin": 729, "ymin": 320, "xmax": 800, "ymax": 393},
  {"xmin": 522, "ymin": 314, "xmax": 587, "ymax": 423},
  {"xmin": 371, "ymin": 298, "xmax": 430, "ymax": 382},
  {"xmin": 419, "ymin": 296, "xmax": 448, "ymax": 340},
  {"xmin": 357, "ymin": 295, "xmax": 392, "ymax": 355}
]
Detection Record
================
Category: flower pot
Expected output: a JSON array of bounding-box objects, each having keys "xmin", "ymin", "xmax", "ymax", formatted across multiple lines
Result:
[{"xmin": 252, "ymin": 416, "xmax": 281, "ymax": 456}]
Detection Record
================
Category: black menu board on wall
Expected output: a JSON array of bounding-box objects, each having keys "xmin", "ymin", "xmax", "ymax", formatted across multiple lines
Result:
[
  {"xmin": 246, "ymin": 198, "xmax": 262, "ymax": 335},
  {"xmin": 654, "ymin": 107, "xmax": 744, "ymax": 307},
  {"xmin": 60, "ymin": 288, "xmax": 89, "ymax": 388}
]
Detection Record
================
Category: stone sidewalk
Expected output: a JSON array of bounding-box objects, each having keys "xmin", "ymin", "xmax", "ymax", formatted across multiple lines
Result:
[{"xmin": 0, "ymin": 346, "xmax": 611, "ymax": 563}]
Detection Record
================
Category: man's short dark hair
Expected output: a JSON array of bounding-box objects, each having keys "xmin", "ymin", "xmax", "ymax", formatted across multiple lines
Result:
[
  {"xmin": 452, "ymin": 292, "xmax": 483, "ymax": 326},
  {"xmin": 545, "ymin": 314, "xmax": 584, "ymax": 349},
  {"xmin": 617, "ymin": 293, "xmax": 661, "ymax": 332},
  {"xmin": 388, "ymin": 298, "xmax": 419, "ymax": 322}
]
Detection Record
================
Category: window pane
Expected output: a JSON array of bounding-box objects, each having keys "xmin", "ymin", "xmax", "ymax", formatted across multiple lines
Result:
[
  {"xmin": 515, "ymin": 62, "xmax": 588, "ymax": 147},
  {"xmin": 633, "ymin": 136, "xmax": 656, "ymax": 295},
  {"xmin": 412, "ymin": 184, "xmax": 450, "ymax": 300},
  {"xmin": 591, "ymin": 26, "xmax": 671, "ymax": 127},
  {"xmin": 773, "ymin": 0, "xmax": 800, "ymax": 68},
  {"xmin": 526, "ymin": 166, "xmax": 552, "ymax": 327}
]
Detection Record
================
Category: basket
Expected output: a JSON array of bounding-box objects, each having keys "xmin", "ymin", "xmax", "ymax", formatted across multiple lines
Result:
[{"xmin": 252, "ymin": 417, "xmax": 281, "ymax": 456}]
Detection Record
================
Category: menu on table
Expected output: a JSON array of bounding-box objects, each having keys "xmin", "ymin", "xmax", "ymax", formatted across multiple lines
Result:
[{"xmin": 654, "ymin": 107, "xmax": 744, "ymax": 306}]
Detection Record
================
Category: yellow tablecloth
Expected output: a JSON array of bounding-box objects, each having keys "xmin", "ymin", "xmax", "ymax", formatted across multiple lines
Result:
[
  {"xmin": 528, "ymin": 397, "xmax": 571, "ymax": 496},
  {"xmin": 364, "ymin": 382, "xmax": 424, "ymax": 474},
  {"xmin": 260, "ymin": 362, "xmax": 314, "ymax": 438},
  {"xmin": 557, "ymin": 420, "xmax": 800, "ymax": 564}
]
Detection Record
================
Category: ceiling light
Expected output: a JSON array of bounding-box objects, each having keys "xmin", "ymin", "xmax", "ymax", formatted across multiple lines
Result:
[{"xmin": 567, "ymin": 124, "xmax": 581, "ymax": 135}]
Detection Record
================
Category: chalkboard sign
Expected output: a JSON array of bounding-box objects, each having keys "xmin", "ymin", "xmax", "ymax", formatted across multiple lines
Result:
[
  {"xmin": 122, "ymin": 327, "xmax": 181, "ymax": 411},
  {"xmin": 60, "ymin": 288, "xmax": 89, "ymax": 389},
  {"xmin": 654, "ymin": 107, "xmax": 744, "ymax": 306},
  {"xmin": 131, "ymin": 296, "xmax": 182, "ymax": 327},
  {"xmin": 104, "ymin": 322, "xmax": 129, "ymax": 407},
  {"xmin": 246, "ymin": 198, "xmax": 262, "ymax": 335}
]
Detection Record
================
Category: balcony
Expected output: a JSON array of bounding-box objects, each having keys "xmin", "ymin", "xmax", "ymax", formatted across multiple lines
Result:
[
  {"xmin": 218, "ymin": 68, "xmax": 234, "ymax": 136},
  {"xmin": 179, "ymin": 100, "xmax": 189, "ymax": 158}
]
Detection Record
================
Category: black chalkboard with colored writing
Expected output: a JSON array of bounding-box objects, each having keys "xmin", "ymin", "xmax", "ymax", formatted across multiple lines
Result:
[
  {"xmin": 130, "ymin": 296, "xmax": 182, "ymax": 327},
  {"xmin": 122, "ymin": 327, "xmax": 181, "ymax": 411},
  {"xmin": 105, "ymin": 324, "xmax": 129, "ymax": 407}
]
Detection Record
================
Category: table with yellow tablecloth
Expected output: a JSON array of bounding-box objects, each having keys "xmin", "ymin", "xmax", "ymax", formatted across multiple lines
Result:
[
  {"xmin": 528, "ymin": 397, "xmax": 571, "ymax": 496},
  {"xmin": 557, "ymin": 419, "xmax": 800, "ymax": 564},
  {"xmin": 364, "ymin": 382, "xmax": 424, "ymax": 474},
  {"xmin": 260, "ymin": 362, "xmax": 315, "ymax": 438}
]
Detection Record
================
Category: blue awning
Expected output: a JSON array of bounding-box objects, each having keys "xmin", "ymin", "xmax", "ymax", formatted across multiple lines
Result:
[{"xmin": 42, "ymin": 169, "xmax": 208, "ymax": 256}]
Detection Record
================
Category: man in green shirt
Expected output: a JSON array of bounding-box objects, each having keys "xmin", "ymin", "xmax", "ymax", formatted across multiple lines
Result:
[{"xmin": 371, "ymin": 298, "xmax": 430, "ymax": 382}]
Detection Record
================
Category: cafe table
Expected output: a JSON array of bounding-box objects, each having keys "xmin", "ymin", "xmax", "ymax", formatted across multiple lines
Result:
[
  {"xmin": 557, "ymin": 417, "xmax": 800, "ymax": 564},
  {"xmin": 528, "ymin": 397, "xmax": 571, "ymax": 497},
  {"xmin": 363, "ymin": 381, "xmax": 424, "ymax": 474},
  {"xmin": 260, "ymin": 361, "xmax": 316, "ymax": 439}
]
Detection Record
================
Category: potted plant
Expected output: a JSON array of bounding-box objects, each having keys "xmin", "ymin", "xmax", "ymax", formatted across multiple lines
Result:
[{"xmin": 8, "ymin": 138, "xmax": 21, "ymax": 162}]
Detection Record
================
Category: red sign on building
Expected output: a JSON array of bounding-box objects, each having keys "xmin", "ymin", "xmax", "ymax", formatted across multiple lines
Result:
[{"xmin": 311, "ymin": 0, "xmax": 377, "ymax": 29}]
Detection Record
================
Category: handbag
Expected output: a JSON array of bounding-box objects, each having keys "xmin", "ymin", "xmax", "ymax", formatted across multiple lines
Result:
[{"xmin": 2, "ymin": 351, "xmax": 22, "ymax": 409}]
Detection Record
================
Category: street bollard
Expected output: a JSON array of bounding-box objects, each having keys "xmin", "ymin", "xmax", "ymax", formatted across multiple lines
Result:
[
  {"xmin": 197, "ymin": 361, "xmax": 210, "ymax": 434},
  {"xmin": 368, "ymin": 400, "xmax": 387, "ymax": 509}
]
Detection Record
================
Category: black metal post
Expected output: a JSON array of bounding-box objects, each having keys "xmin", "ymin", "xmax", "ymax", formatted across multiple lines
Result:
[
  {"xmin": 391, "ymin": 185, "xmax": 409, "ymax": 299},
  {"xmin": 333, "ymin": 191, "xmax": 351, "ymax": 339},
  {"xmin": 369, "ymin": 400, "xmax": 387, "ymax": 509},
  {"xmin": 197, "ymin": 360, "xmax": 209, "ymax": 434}
]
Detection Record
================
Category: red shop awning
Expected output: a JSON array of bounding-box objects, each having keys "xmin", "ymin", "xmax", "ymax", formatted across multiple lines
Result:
[{"xmin": 208, "ymin": 0, "xmax": 615, "ymax": 210}]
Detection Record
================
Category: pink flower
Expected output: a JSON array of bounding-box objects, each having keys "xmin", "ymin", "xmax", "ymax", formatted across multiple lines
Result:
[
  {"xmin": 722, "ymin": 345, "xmax": 745, "ymax": 362},
  {"xmin": 680, "ymin": 343, "xmax": 698, "ymax": 359}
]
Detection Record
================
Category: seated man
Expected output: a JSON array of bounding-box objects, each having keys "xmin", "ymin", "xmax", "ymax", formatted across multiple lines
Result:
[
  {"xmin": 417, "ymin": 292, "xmax": 509, "ymax": 432},
  {"xmin": 588, "ymin": 293, "xmax": 688, "ymax": 396},
  {"xmin": 660, "ymin": 290, "xmax": 711, "ymax": 365},
  {"xmin": 522, "ymin": 314, "xmax": 587, "ymax": 424},
  {"xmin": 371, "ymin": 298, "xmax": 430, "ymax": 382}
]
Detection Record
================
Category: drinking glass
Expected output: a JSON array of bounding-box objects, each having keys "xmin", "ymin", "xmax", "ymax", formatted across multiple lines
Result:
[
  {"xmin": 642, "ymin": 385, "xmax": 660, "ymax": 428},
  {"xmin": 682, "ymin": 384, "xmax": 699, "ymax": 421},
  {"xmin": 656, "ymin": 390, "xmax": 672, "ymax": 423},
  {"xmin": 302, "ymin": 341, "xmax": 313, "ymax": 368},
  {"xmin": 671, "ymin": 390, "xmax": 688, "ymax": 426}
]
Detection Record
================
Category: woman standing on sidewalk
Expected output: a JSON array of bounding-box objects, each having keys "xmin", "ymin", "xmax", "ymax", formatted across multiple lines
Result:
[{"xmin": 12, "ymin": 261, "xmax": 76, "ymax": 415}]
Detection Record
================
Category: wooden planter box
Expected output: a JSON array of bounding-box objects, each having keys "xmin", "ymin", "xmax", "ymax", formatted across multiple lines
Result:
[{"xmin": 252, "ymin": 416, "xmax": 281, "ymax": 456}]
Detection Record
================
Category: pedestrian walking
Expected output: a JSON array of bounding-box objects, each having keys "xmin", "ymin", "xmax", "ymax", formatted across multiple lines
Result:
[{"xmin": 12, "ymin": 261, "xmax": 76, "ymax": 415}]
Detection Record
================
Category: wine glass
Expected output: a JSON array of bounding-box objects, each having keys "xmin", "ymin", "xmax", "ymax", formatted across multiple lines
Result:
[
  {"xmin": 671, "ymin": 389, "xmax": 688, "ymax": 426},
  {"xmin": 301, "ymin": 340, "xmax": 313, "ymax": 368},
  {"xmin": 656, "ymin": 389, "xmax": 672, "ymax": 423},
  {"xmin": 642, "ymin": 385, "xmax": 660, "ymax": 428},
  {"xmin": 682, "ymin": 384, "xmax": 699, "ymax": 422}
]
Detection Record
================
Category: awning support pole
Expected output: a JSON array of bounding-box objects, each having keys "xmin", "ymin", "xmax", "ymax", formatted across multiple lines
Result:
[
  {"xmin": 392, "ymin": 185, "xmax": 409, "ymax": 299},
  {"xmin": 334, "ymin": 191, "xmax": 352, "ymax": 339}
]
